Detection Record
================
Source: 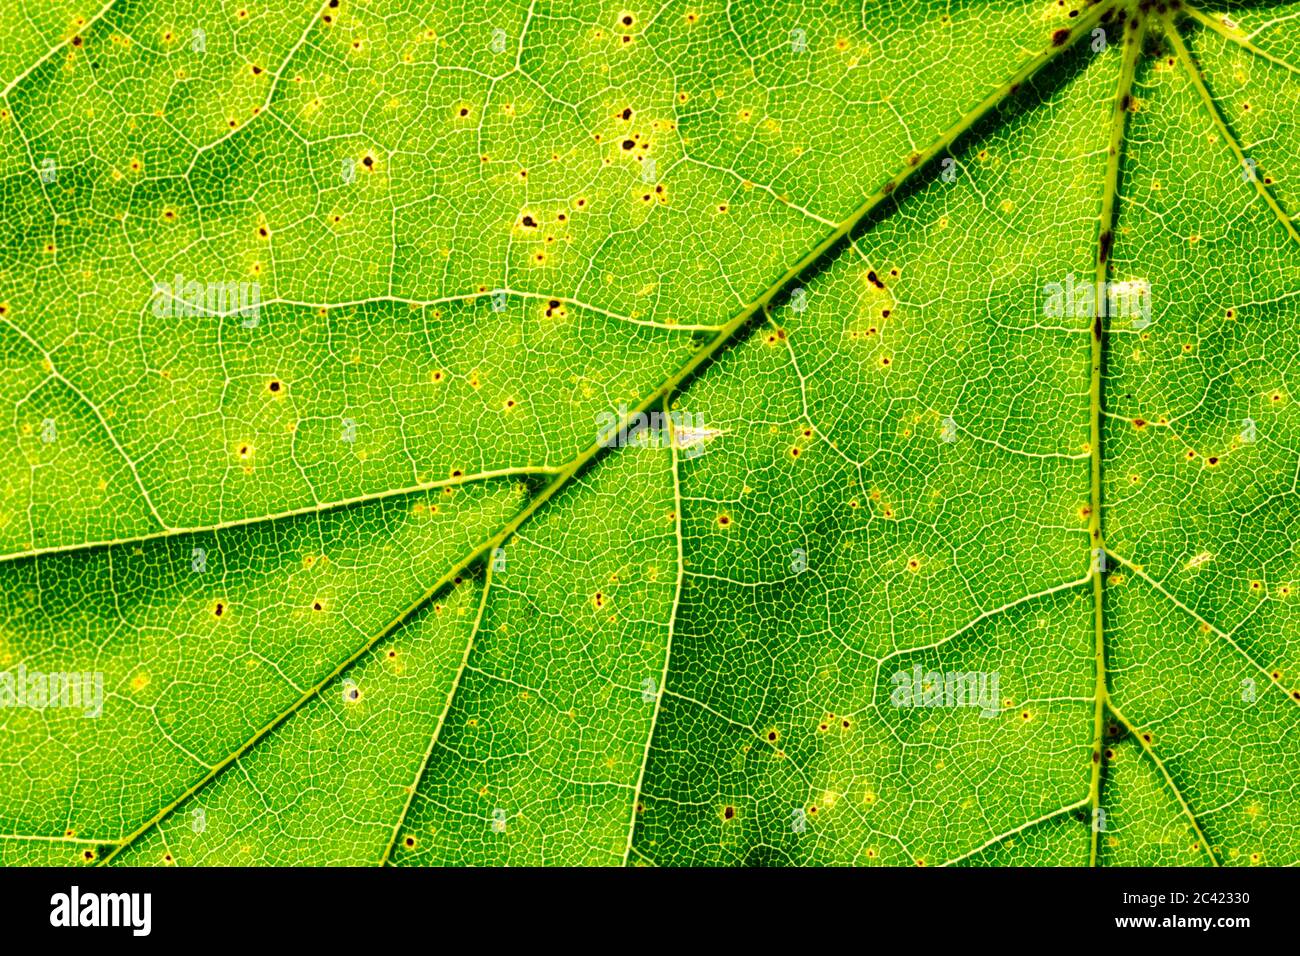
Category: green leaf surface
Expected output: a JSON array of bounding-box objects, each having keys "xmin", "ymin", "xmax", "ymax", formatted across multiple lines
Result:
[{"xmin": 0, "ymin": 0, "xmax": 1297, "ymax": 867}]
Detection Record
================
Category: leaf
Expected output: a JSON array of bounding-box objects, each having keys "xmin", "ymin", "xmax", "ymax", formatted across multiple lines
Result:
[{"xmin": 0, "ymin": 0, "xmax": 1296, "ymax": 868}]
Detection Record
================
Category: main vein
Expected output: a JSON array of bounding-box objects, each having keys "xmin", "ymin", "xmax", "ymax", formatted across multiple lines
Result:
[{"xmin": 1088, "ymin": 0, "xmax": 1145, "ymax": 869}]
